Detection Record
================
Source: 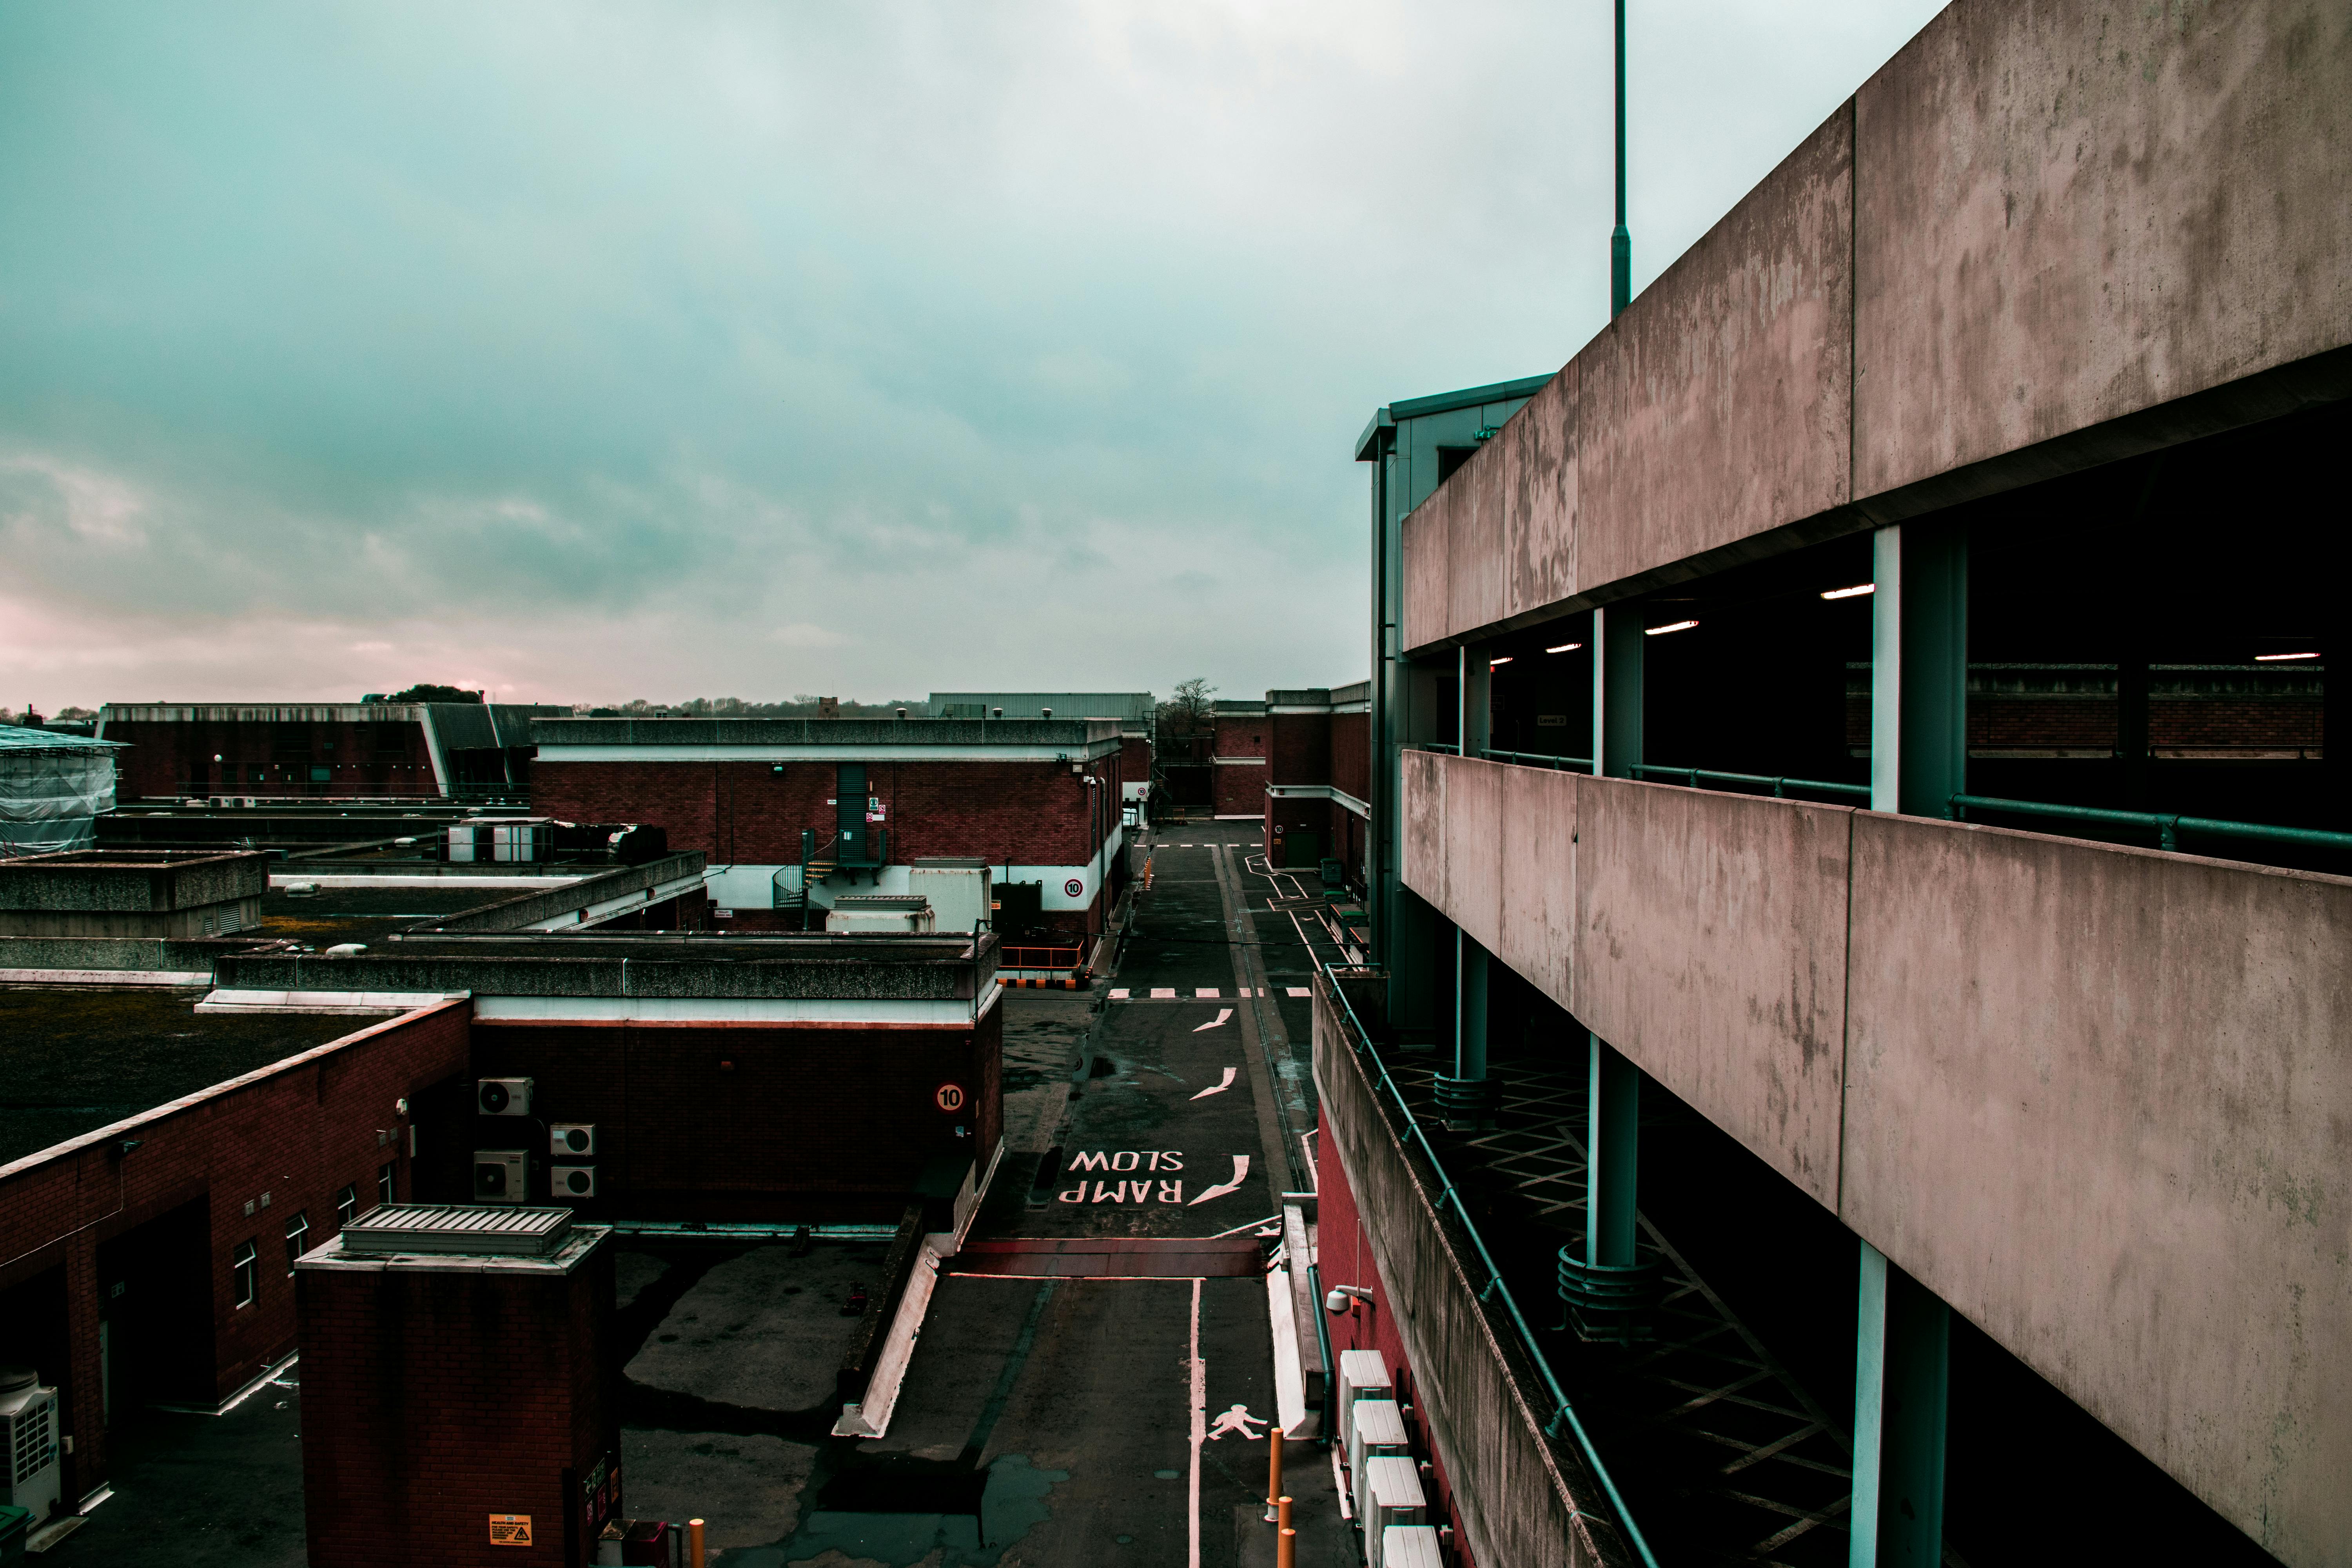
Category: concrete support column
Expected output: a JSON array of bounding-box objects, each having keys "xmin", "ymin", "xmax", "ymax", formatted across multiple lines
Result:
[
  {"xmin": 1459, "ymin": 645, "xmax": 1492, "ymax": 759},
  {"xmin": 1871, "ymin": 524, "xmax": 1969, "ymax": 816},
  {"xmin": 1593, "ymin": 606, "xmax": 1644, "ymax": 780},
  {"xmin": 1851, "ymin": 1240, "xmax": 1950, "ymax": 1568},
  {"xmin": 1584, "ymin": 1034, "xmax": 1639, "ymax": 1267},
  {"xmin": 1453, "ymin": 930, "xmax": 1489, "ymax": 1082}
]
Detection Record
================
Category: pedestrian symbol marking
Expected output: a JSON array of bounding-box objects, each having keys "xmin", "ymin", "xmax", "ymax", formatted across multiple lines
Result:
[{"xmin": 1207, "ymin": 1404, "xmax": 1266, "ymax": 1441}]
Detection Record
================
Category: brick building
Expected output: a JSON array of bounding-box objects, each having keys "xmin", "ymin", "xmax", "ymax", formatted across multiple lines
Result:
[
  {"xmin": 0, "ymin": 870, "xmax": 1000, "ymax": 1540},
  {"xmin": 1203, "ymin": 687, "xmax": 1370, "ymax": 880},
  {"xmin": 298, "ymin": 1206, "xmax": 617, "ymax": 1568},
  {"xmin": 96, "ymin": 702, "xmax": 564, "ymax": 804},
  {"xmin": 530, "ymin": 716, "xmax": 1129, "ymax": 940},
  {"xmin": 927, "ymin": 692, "xmax": 1156, "ymax": 817}
]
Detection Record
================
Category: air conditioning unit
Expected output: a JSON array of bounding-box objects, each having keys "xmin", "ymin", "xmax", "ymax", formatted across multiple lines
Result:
[
  {"xmin": 473, "ymin": 1150, "xmax": 528, "ymax": 1204},
  {"xmin": 1336, "ymin": 1348, "xmax": 1393, "ymax": 1477},
  {"xmin": 1381, "ymin": 1526, "xmax": 1443, "ymax": 1568},
  {"xmin": 0, "ymin": 1367, "xmax": 61, "ymax": 1521},
  {"xmin": 477, "ymin": 1078, "xmax": 534, "ymax": 1116},
  {"xmin": 1350, "ymin": 1399, "xmax": 1410, "ymax": 1517},
  {"xmin": 550, "ymin": 1123, "xmax": 595, "ymax": 1157},
  {"xmin": 550, "ymin": 1165, "xmax": 596, "ymax": 1200},
  {"xmin": 1360, "ymin": 1457, "xmax": 1427, "ymax": 1568}
]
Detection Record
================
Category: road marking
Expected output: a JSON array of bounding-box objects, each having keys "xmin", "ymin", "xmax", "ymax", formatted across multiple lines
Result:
[
  {"xmin": 1189, "ymin": 1277, "xmax": 1205, "ymax": 1568},
  {"xmin": 1190, "ymin": 1066, "xmax": 1238, "ymax": 1098},
  {"xmin": 1207, "ymin": 1403, "xmax": 1267, "ymax": 1441},
  {"xmin": 1186, "ymin": 1154, "xmax": 1250, "ymax": 1205},
  {"xmin": 1194, "ymin": 987, "xmax": 1220, "ymax": 998},
  {"xmin": 1151, "ymin": 987, "xmax": 1176, "ymax": 998},
  {"xmin": 1286, "ymin": 987, "xmax": 1311, "ymax": 998},
  {"xmin": 1192, "ymin": 1009, "xmax": 1234, "ymax": 1033},
  {"xmin": 1109, "ymin": 987, "xmax": 1129, "ymax": 1000}
]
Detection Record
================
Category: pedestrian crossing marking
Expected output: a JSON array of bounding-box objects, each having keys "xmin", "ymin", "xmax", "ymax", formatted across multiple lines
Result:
[
  {"xmin": 1109, "ymin": 988, "xmax": 1129, "ymax": 999},
  {"xmin": 1287, "ymin": 987, "xmax": 1310, "ymax": 998},
  {"xmin": 1195, "ymin": 987, "xmax": 1220, "ymax": 998},
  {"xmin": 1151, "ymin": 987, "xmax": 1176, "ymax": 998}
]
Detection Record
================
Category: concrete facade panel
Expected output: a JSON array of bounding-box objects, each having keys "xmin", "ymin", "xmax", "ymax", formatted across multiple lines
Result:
[
  {"xmin": 1391, "ymin": 0, "xmax": 2351, "ymax": 656},
  {"xmin": 1842, "ymin": 816, "xmax": 2352, "ymax": 1566},
  {"xmin": 1853, "ymin": 0, "xmax": 2352, "ymax": 498},
  {"xmin": 1578, "ymin": 104, "xmax": 1855, "ymax": 593}
]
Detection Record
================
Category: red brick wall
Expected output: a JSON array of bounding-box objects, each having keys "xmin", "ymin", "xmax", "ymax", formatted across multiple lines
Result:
[
  {"xmin": 298, "ymin": 1243, "xmax": 616, "ymax": 1568},
  {"xmin": 534, "ymin": 758, "xmax": 1115, "ymax": 869},
  {"xmin": 1316, "ymin": 1102, "xmax": 1477, "ymax": 1568},
  {"xmin": 468, "ymin": 1004, "xmax": 1003, "ymax": 1223},
  {"xmin": 103, "ymin": 718, "xmax": 439, "ymax": 800},
  {"xmin": 1120, "ymin": 737, "xmax": 1153, "ymax": 788},
  {"xmin": 1269, "ymin": 713, "xmax": 1331, "ymax": 789},
  {"xmin": 1330, "ymin": 713, "xmax": 1370, "ymax": 803},
  {"xmin": 1211, "ymin": 717, "xmax": 1270, "ymax": 818},
  {"xmin": 0, "ymin": 1001, "xmax": 471, "ymax": 1504}
]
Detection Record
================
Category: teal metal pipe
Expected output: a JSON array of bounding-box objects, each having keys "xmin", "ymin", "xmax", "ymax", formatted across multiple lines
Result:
[
  {"xmin": 1628, "ymin": 762, "xmax": 1869, "ymax": 801},
  {"xmin": 1949, "ymin": 793, "xmax": 2352, "ymax": 855},
  {"xmin": 1317, "ymin": 965, "xmax": 1660, "ymax": 1568}
]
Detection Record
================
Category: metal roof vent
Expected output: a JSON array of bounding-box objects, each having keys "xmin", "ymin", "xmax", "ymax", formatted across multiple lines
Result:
[{"xmin": 339, "ymin": 1203, "xmax": 574, "ymax": 1257}]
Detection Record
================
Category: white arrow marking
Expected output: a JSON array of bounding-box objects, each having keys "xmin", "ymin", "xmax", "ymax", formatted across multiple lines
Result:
[
  {"xmin": 1186, "ymin": 1155, "xmax": 1250, "ymax": 1205},
  {"xmin": 1192, "ymin": 1008, "xmax": 1234, "ymax": 1033},
  {"xmin": 1189, "ymin": 1067, "xmax": 1238, "ymax": 1100}
]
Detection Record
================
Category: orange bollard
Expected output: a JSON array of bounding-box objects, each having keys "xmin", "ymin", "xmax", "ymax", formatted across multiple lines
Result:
[
  {"xmin": 1264, "ymin": 1426, "xmax": 1283, "ymax": 1522},
  {"xmin": 1277, "ymin": 1495, "xmax": 1293, "ymax": 1535},
  {"xmin": 1278, "ymin": 1526, "xmax": 1297, "ymax": 1568},
  {"xmin": 688, "ymin": 1518, "xmax": 706, "ymax": 1568}
]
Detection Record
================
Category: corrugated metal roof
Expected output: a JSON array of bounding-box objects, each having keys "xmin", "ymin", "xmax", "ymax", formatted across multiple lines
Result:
[{"xmin": 0, "ymin": 726, "xmax": 124, "ymax": 753}]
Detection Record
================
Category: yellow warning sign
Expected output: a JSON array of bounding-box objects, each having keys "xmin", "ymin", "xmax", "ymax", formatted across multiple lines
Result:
[{"xmin": 489, "ymin": 1514, "xmax": 534, "ymax": 1545}]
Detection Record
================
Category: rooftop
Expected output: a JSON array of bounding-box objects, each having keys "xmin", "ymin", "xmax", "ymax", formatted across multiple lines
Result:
[
  {"xmin": 533, "ymin": 715, "xmax": 1123, "ymax": 750},
  {"xmin": 0, "ymin": 986, "xmax": 359, "ymax": 1166},
  {"xmin": 0, "ymin": 849, "xmax": 269, "ymax": 913},
  {"xmin": 0, "ymin": 725, "xmax": 123, "ymax": 753}
]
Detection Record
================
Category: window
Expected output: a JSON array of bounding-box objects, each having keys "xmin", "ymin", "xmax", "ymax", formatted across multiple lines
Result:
[
  {"xmin": 283, "ymin": 1211, "xmax": 310, "ymax": 1271},
  {"xmin": 247, "ymin": 764, "xmax": 268, "ymax": 784},
  {"xmin": 336, "ymin": 1184, "xmax": 358, "ymax": 1228},
  {"xmin": 232, "ymin": 1241, "xmax": 258, "ymax": 1308},
  {"xmin": 378, "ymin": 1161, "xmax": 396, "ymax": 1208}
]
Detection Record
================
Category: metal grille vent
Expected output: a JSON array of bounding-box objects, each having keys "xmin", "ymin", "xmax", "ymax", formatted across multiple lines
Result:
[
  {"xmin": 10, "ymin": 1394, "xmax": 51, "ymax": 1486},
  {"xmin": 340, "ymin": 1203, "xmax": 574, "ymax": 1257}
]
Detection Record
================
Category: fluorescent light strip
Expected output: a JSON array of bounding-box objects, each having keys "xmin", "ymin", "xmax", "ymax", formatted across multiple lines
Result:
[
  {"xmin": 2255, "ymin": 652, "xmax": 2320, "ymax": 662},
  {"xmin": 1644, "ymin": 620, "xmax": 1698, "ymax": 636},
  {"xmin": 1544, "ymin": 642, "xmax": 1583, "ymax": 653},
  {"xmin": 1821, "ymin": 583, "xmax": 1875, "ymax": 600},
  {"xmin": 1488, "ymin": 656, "xmax": 1514, "ymax": 666}
]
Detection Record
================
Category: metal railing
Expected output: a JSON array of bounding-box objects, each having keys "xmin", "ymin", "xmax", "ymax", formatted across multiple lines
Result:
[
  {"xmin": 1628, "ymin": 762, "xmax": 1869, "ymax": 802},
  {"xmin": 1483, "ymin": 748, "xmax": 1593, "ymax": 771},
  {"xmin": 1948, "ymin": 794, "xmax": 2352, "ymax": 855},
  {"xmin": 1316, "ymin": 963, "xmax": 1660, "ymax": 1568},
  {"xmin": 998, "ymin": 945, "xmax": 1083, "ymax": 970}
]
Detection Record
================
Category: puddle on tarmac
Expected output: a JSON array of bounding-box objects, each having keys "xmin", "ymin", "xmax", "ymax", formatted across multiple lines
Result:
[{"xmin": 728, "ymin": 1452, "xmax": 1066, "ymax": 1567}]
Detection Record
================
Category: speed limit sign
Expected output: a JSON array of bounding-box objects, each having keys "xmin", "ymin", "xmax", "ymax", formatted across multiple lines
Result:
[
  {"xmin": 1063, "ymin": 878, "xmax": 1084, "ymax": 898},
  {"xmin": 934, "ymin": 1083, "xmax": 967, "ymax": 1114}
]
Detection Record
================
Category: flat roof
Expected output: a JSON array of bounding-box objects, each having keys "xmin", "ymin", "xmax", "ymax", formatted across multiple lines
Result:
[
  {"xmin": 0, "ymin": 987, "xmax": 360, "ymax": 1166},
  {"xmin": 533, "ymin": 716, "xmax": 1122, "ymax": 748},
  {"xmin": 0, "ymin": 726, "xmax": 123, "ymax": 753},
  {"xmin": 1355, "ymin": 371, "xmax": 1555, "ymax": 460}
]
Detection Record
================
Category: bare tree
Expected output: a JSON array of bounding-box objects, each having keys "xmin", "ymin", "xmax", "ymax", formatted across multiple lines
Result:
[{"xmin": 1157, "ymin": 678, "xmax": 1216, "ymax": 736}]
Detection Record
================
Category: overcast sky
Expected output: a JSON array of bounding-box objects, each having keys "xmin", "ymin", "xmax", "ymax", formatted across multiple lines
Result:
[{"xmin": 1, "ymin": 1, "xmax": 1945, "ymax": 711}]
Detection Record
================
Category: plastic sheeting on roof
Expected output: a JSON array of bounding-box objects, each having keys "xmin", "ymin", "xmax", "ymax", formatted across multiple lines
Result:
[{"xmin": 0, "ymin": 745, "xmax": 118, "ymax": 857}]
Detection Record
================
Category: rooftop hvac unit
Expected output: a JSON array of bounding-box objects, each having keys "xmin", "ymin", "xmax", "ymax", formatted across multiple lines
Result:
[
  {"xmin": 1349, "ymin": 1399, "xmax": 1411, "ymax": 1518},
  {"xmin": 551, "ymin": 1165, "xmax": 596, "ymax": 1200},
  {"xmin": 477, "ymin": 1078, "xmax": 534, "ymax": 1116},
  {"xmin": 446, "ymin": 818, "xmax": 551, "ymax": 864},
  {"xmin": 1336, "ymin": 1349, "xmax": 1393, "ymax": 1469},
  {"xmin": 825, "ymin": 895, "xmax": 935, "ymax": 934},
  {"xmin": 0, "ymin": 1367, "xmax": 61, "ymax": 1522},
  {"xmin": 474, "ymin": 1150, "xmax": 528, "ymax": 1204},
  {"xmin": 1360, "ymin": 1457, "xmax": 1427, "ymax": 1568},
  {"xmin": 551, "ymin": 1123, "xmax": 595, "ymax": 1156},
  {"xmin": 1381, "ymin": 1526, "xmax": 1443, "ymax": 1568}
]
